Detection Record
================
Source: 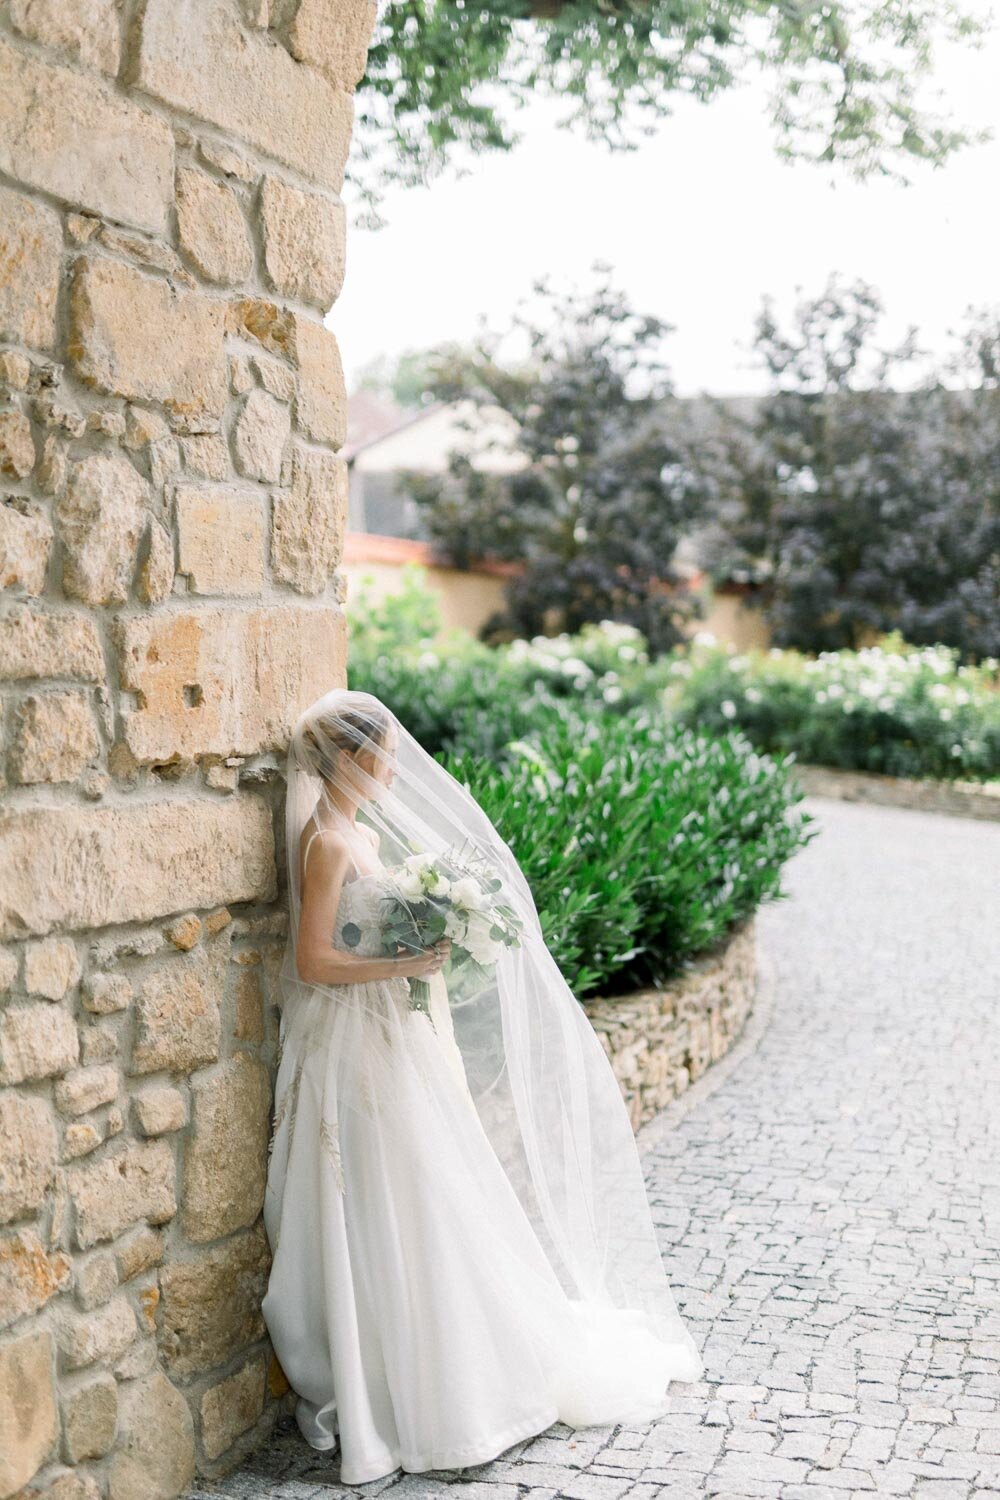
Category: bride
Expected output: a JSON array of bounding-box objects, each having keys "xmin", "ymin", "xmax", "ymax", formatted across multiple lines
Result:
[{"xmin": 261, "ymin": 688, "xmax": 702, "ymax": 1484}]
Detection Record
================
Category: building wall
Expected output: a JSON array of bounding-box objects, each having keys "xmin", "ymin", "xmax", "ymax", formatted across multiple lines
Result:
[
  {"xmin": 0, "ymin": 2, "xmax": 376, "ymax": 1494},
  {"xmin": 343, "ymin": 541, "xmax": 772, "ymax": 653}
]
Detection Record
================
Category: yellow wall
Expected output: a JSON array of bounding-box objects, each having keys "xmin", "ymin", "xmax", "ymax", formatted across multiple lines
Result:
[
  {"xmin": 345, "ymin": 557, "xmax": 771, "ymax": 652},
  {"xmin": 343, "ymin": 560, "xmax": 510, "ymax": 637}
]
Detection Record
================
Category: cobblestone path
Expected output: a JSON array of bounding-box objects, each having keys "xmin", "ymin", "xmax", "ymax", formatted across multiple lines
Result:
[{"xmin": 195, "ymin": 797, "xmax": 1000, "ymax": 1500}]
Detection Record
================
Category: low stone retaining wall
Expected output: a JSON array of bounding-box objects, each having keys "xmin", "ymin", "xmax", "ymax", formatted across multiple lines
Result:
[
  {"xmin": 794, "ymin": 764, "xmax": 1000, "ymax": 822},
  {"xmin": 581, "ymin": 916, "xmax": 757, "ymax": 1131}
]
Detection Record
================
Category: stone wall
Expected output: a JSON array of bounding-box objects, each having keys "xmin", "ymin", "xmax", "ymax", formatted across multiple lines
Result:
[
  {"xmin": 0, "ymin": 2, "xmax": 376, "ymax": 1496},
  {"xmin": 582, "ymin": 917, "xmax": 757, "ymax": 1130}
]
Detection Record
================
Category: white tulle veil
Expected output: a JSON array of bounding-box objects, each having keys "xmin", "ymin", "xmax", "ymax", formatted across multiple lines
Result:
[{"xmin": 276, "ymin": 686, "xmax": 702, "ymax": 1377}]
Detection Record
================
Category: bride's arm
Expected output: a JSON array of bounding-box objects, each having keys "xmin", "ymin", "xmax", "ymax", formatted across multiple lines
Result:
[{"xmin": 295, "ymin": 833, "xmax": 445, "ymax": 986}]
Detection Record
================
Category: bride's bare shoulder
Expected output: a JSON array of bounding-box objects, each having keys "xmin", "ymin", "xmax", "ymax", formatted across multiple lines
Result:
[{"xmin": 300, "ymin": 821, "xmax": 352, "ymax": 876}]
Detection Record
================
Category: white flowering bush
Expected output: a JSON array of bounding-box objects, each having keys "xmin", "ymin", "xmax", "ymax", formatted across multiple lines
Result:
[{"xmin": 665, "ymin": 633, "xmax": 1000, "ymax": 781}]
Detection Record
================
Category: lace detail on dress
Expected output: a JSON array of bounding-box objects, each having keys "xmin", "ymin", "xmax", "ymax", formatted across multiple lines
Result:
[{"xmin": 320, "ymin": 1112, "xmax": 346, "ymax": 1191}]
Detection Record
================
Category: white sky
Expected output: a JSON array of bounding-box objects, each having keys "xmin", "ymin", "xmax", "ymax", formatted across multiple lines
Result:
[{"xmin": 331, "ymin": 11, "xmax": 1000, "ymax": 399}]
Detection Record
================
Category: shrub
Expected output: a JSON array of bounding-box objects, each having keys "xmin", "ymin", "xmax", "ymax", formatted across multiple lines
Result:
[
  {"xmin": 347, "ymin": 573, "xmax": 815, "ymax": 998},
  {"xmin": 445, "ymin": 709, "xmax": 814, "ymax": 999},
  {"xmin": 666, "ymin": 633, "xmax": 1000, "ymax": 782}
]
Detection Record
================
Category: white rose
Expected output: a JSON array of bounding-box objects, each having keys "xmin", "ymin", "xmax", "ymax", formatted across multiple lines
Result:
[
  {"xmin": 403, "ymin": 852, "xmax": 435, "ymax": 873},
  {"xmin": 427, "ymin": 871, "xmax": 451, "ymax": 896},
  {"xmin": 463, "ymin": 926, "xmax": 501, "ymax": 965},
  {"xmin": 394, "ymin": 870, "xmax": 425, "ymax": 901},
  {"xmin": 444, "ymin": 908, "xmax": 468, "ymax": 941},
  {"xmin": 450, "ymin": 877, "xmax": 489, "ymax": 911}
]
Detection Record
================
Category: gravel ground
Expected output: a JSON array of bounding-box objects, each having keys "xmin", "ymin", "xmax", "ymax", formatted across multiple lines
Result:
[{"xmin": 190, "ymin": 796, "xmax": 1000, "ymax": 1500}]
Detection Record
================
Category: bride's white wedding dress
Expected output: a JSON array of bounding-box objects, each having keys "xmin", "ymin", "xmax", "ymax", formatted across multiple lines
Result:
[{"xmin": 261, "ymin": 850, "xmax": 701, "ymax": 1486}]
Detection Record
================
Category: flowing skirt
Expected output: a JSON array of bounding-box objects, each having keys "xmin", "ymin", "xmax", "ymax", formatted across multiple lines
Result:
[{"xmin": 261, "ymin": 970, "xmax": 701, "ymax": 1485}]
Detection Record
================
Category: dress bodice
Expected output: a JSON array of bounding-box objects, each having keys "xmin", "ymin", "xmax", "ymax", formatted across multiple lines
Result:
[{"xmin": 333, "ymin": 873, "xmax": 388, "ymax": 959}]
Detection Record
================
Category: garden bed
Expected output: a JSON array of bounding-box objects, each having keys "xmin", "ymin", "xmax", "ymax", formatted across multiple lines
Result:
[
  {"xmin": 793, "ymin": 764, "xmax": 1000, "ymax": 822},
  {"xmin": 582, "ymin": 916, "xmax": 757, "ymax": 1130}
]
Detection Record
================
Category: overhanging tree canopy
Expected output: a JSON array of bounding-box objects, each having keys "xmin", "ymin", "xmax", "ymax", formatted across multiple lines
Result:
[{"xmin": 350, "ymin": 0, "xmax": 985, "ymax": 224}]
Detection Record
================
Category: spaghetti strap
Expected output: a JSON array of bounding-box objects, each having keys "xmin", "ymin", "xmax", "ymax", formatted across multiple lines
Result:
[{"xmin": 302, "ymin": 827, "xmax": 359, "ymax": 883}]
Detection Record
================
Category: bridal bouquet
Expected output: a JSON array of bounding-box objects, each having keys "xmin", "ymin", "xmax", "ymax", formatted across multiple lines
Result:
[{"xmin": 343, "ymin": 841, "xmax": 525, "ymax": 1016}]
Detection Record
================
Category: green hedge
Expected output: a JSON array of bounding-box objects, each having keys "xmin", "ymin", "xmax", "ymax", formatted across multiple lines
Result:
[
  {"xmin": 347, "ymin": 570, "xmax": 814, "ymax": 998},
  {"xmin": 664, "ymin": 634, "xmax": 1000, "ymax": 783},
  {"xmin": 446, "ymin": 711, "xmax": 812, "ymax": 999}
]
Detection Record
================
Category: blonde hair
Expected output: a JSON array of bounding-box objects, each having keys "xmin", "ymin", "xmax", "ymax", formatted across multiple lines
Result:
[{"xmin": 301, "ymin": 703, "xmax": 394, "ymax": 781}]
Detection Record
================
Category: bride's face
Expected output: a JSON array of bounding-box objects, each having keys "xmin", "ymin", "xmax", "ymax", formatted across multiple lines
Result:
[{"xmin": 354, "ymin": 724, "xmax": 398, "ymax": 798}]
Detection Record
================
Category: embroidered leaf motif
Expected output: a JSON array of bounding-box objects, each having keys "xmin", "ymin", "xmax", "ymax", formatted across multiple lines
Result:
[
  {"xmin": 319, "ymin": 1112, "xmax": 346, "ymax": 1192},
  {"xmin": 267, "ymin": 1058, "xmax": 304, "ymax": 1163}
]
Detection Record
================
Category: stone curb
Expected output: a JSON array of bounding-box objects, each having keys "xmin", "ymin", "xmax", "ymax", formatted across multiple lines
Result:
[
  {"xmin": 792, "ymin": 763, "xmax": 1000, "ymax": 822},
  {"xmin": 636, "ymin": 935, "xmax": 778, "ymax": 1157}
]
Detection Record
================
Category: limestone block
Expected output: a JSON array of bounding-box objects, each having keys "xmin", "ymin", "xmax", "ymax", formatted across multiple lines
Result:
[
  {"xmin": 200, "ymin": 1354, "xmax": 267, "ymax": 1461},
  {"xmin": 11, "ymin": 693, "xmax": 100, "ymax": 786},
  {"xmin": 233, "ymin": 388, "xmax": 291, "ymax": 482},
  {"xmin": 73, "ymin": 1251, "xmax": 118, "ymax": 1311},
  {"xmin": 0, "ymin": 797, "xmax": 275, "ymax": 939},
  {"xmin": 58, "ymin": 1294, "xmax": 136, "ymax": 1369},
  {"xmin": 124, "ymin": 407, "xmax": 170, "ymax": 451},
  {"xmin": 114, "ymin": 1226, "xmax": 163, "ymax": 1284},
  {"xmin": 0, "ymin": 1094, "xmax": 58, "ymax": 1224},
  {"xmin": 133, "ymin": 1087, "xmax": 187, "ymax": 1137},
  {"xmin": 0, "ymin": 1229, "xmax": 71, "ymax": 1330},
  {"xmin": 66, "ymin": 1139, "xmax": 176, "ymax": 1250},
  {"xmin": 181, "ymin": 434, "xmax": 229, "ymax": 481},
  {"xmin": 0, "ymin": 502, "xmax": 52, "ymax": 595},
  {"xmin": 0, "ymin": 1002, "xmax": 79, "ymax": 1084},
  {"xmin": 78, "ymin": 1026, "xmax": 119, "ymax": 1066},
  {"xmin": 97, "ymin": 225, "xmax": 183, "ymax": 280},
  {"xmin": 0, "ymin": 185, "xmax": 61, "ymax": 350},
  {"xmin": 0, "ymin": 605, "xmax": 105, "ymax": 682},
  {"xmin": 68, "ymin": 258, "xmax": 228, "ymax": 421},
  {"xmin": 233, "ymin": 965, "xmax": 264, "ymax": 1043},
  {"xmin": 176, "ymin": 167, "xmax": 254, "ymax": 285},
  {"xmin": 0, "ymin": 409, "xmax": 35, "ymax": 479},
  {"xmin": 56, "ymin": 452, "xmax": 148, "ymax": 607},
  {"xmin": 164, "ymin": 914, "xmax": 201, "ymax": 951},
  {"xmin": 130, "ymin": 946, "xmax": 224, "ymax": 1076},
  {"xmin": 0, "ymin": 351, "xmax": 32, "ymax": 391},
  {"xmin": 10, "ymin": 0, "xmax": 122, "ymax": 75},
  {"xmin": 81, "ymin": 973, "xmax": 131, "ymax": 1015},
  {"xmin": 54, "ymin": 1063, "xmax": 119, "ymax": 1116},
  {"xmin": 227, "ymin": 297, "xmax": 295, "ymax": 359},
  {"xmin": 32, "ymin": 1471, "xmax": 102, "ymax": 1500},
  {"xmin": 271, "ymin": 443, "xmax": 347, "ymax": 594},
  {"xmin": 0, "ymin": 948, "xmax": 18, "ymax": 993},
  {"xmin": 116, "ymin": 604, "xmax": 347, "ymax": 762},
  {"xmin": 261, "ymin": 176, "xmax": 346, "ymax": 310},
  {"xmin": 135, "ymin": 518, "xmax": 175, "ymax": 604},
  {"xmin": 62, "ymin": 1370, "xmax": 118, "ymax": 1461},
  {"xmin": 62, "ymin": 1122, "xmax": 102, "ymax": 1160},
  {"xmin": 293, "ymin": 315, "xmax": 346, "ymax": 446},
  {"xmin": 106, "ymin": 1372, "xmax": 195, "ymax": 1500},
  {"xmin": 182, "ymin": 1052, "xmax": 270, "ymax": 1241},
  {"xmin": 0, "ymin": 1329, "xmax": 58, "ymax": 1497},
  {"xmin": 158, "ymin": 1222, "xmax": 269, "ymax": 1376},
  {"xmin": 137, "ymin": 0, "xmax": 353, "ymax": 190},
  {"xmin": 176, "ymin": 484, "xmax": 265, "ymax": 596},
  {"xmin": 254, "ymin": 354, "xmax": 297, "ymax": 404},
  {"xmin": 0, "ymin": 39, "xmax": 173, "ymax": 233},
  {"xmin": 24, "ymin": 937, "xmax": 82, "ymax": 999},
  {"xmin": 287, "ymin": 0, "xmax": 377, "ymax": 90}
]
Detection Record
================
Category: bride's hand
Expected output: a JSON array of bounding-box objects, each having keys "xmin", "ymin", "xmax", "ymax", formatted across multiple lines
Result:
[{"xmin": 400, "ymin": 938, "xmax": 451, "ymax": 977}]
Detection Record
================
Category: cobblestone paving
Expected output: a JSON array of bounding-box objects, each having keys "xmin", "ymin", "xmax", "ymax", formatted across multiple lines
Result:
[{"xmin": 195, "ymin": 798, "xmax": 1000, "ymax": 1500}]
